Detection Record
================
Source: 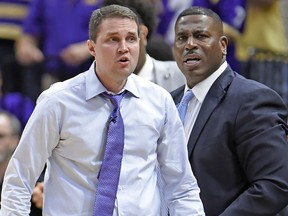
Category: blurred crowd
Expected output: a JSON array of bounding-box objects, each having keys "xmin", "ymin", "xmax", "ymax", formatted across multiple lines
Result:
[
  {"xmin": 1, "ymin": 0, "xmax": 287, "ymax": 102},
  {"xmin": 0, "ymin": 0, "xmax": 287, "ymax": 215}
]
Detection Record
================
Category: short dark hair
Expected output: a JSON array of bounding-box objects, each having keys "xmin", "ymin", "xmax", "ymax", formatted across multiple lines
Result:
[
  {"xmin": 175, "ymin": 6, "xmax": 223, "ymax": 33},
  {"xmin": 89, "ymin": 4, "xmax": 140, "ymax": 41},
  {"xmin": 101, "ymin": 0, "xmax": 157, "ymax": 40}
]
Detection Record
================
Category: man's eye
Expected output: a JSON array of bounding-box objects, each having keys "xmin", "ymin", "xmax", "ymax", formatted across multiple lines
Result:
[
  {"xmin": 177, "ymin": 36, "xmax": 187, "ymax": 41},
  {"xmin": 127, "ymin": 36, "xmax": 137, "ymax": 42},
  {"xmin": 197, "ymin": 34, "xmax": 207, "ymax": 39},
  {"xmin": 109, "ymin": 37, "xmax": 118, "ymax": 42}
]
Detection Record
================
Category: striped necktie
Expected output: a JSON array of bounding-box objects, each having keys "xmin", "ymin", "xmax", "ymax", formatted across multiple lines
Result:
[{"xmin": 177, "ymin": 90, "xmax": 194, "ymax": 124}]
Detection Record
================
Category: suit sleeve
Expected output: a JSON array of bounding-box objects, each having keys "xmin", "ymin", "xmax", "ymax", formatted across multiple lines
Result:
[{"xmin": 221, "ymin": 86, "xmax": 288, "ymax": 215}]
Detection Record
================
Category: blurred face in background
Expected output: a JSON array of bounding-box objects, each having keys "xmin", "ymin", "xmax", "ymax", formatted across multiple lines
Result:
[
  {"xmin": 0, "ymin": 115, "xmax": 19, "ymax": 163},
  {"xmin": 134, "ymin": 24, "xmax": 148, "ymax": 74}
]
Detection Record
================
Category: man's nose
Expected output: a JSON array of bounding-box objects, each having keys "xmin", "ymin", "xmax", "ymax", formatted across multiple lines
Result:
[
  {"xmin": 117, "ymin": 41, "xmax": 129, "ymax": 53},
  {"xmin": 185, "ymin": 36, "xmax": 196, "ymax": 50}
]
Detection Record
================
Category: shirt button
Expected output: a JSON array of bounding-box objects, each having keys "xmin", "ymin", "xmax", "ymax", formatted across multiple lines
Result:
[{"xmin": 164, "ymin": 73, "xmax": 171, "ymax": 79}]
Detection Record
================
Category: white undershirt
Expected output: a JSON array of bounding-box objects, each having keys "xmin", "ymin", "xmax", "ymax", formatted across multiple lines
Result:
[{"xmin": 183, "ymin": 61, "xmax": 228, "ymax": 141}]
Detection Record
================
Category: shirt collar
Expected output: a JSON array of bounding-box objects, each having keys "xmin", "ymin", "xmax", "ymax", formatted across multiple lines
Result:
[
  {"xmin": 85, "ymin": 61, "xmax": 140, "ymax": 100},
  {"xmin": 185, "ymin": 61, "xmax": 227, "ymax": 103}
]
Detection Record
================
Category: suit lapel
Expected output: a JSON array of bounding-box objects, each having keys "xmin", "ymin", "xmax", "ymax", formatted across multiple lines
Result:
[{"xmin": 187, "ymin": 68, "xmax": 235, "ymax": 156}]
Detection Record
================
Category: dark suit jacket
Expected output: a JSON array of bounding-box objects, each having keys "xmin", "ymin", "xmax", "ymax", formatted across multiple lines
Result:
[{"xmin": 171, "ymin": 66, "xmax": 288, "ymax": 216}]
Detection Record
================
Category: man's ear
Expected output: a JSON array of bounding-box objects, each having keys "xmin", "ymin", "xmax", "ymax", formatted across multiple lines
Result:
[
  {"xmin": 140, "ymin": 25, "xmax": 149, "ymax": 46},
  {"xmin": 140, "ymin": 25, "xmax": 148, "ymax": 38},
  {"xmin": 87, "ymin": 39, "xmax": 96, "ymax": 57},
  {"xmin": 220, "ymin": 36, "xmax": 228, "ymax": 55}
]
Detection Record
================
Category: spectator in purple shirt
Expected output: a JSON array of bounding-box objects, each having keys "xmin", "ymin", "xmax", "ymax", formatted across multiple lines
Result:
[
  {"xmin": 0, "ymin": 0, "xmax": 32, "ymax": 95},
  {"xmin": 15, "ymin": 0, "xmax": 102, "ymax": 96}
]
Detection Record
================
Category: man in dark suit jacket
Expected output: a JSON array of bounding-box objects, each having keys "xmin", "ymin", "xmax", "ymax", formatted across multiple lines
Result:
[{"xmin": 171, "ymin": 6, "xmax": 288, "ymax": 216}]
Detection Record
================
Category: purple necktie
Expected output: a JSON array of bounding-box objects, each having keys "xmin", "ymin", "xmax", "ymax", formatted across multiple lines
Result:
[{"xmin": 93, "ymin": 91, "xmax": 126, "ymax": 216}]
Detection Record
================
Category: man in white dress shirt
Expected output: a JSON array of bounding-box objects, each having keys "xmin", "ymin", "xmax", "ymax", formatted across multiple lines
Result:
[{"xmin": 0, "ymin": 5, "xmax": 204, "ymax": 216}]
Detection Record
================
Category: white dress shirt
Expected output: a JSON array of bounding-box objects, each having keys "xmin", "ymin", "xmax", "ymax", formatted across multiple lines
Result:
[
  {"xmin": 0, "ymin": 62, "xmax": 204, "ymax": 216},
  {"xmin": 183, "ymin": 61, "xmax": 228, "ymax": 140}
]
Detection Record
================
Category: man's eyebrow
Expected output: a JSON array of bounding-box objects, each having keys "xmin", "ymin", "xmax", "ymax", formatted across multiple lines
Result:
[
  {"xmin": 105, "ymin": 31, "xmax": 138, "ymax": 36},
  {"xmin": 176, "ymin": 30, "xmax": 187, "ymax": 35},
  {"xmin": 105, "ymin": 32, "xmax": 119, "ymax": 36}
]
